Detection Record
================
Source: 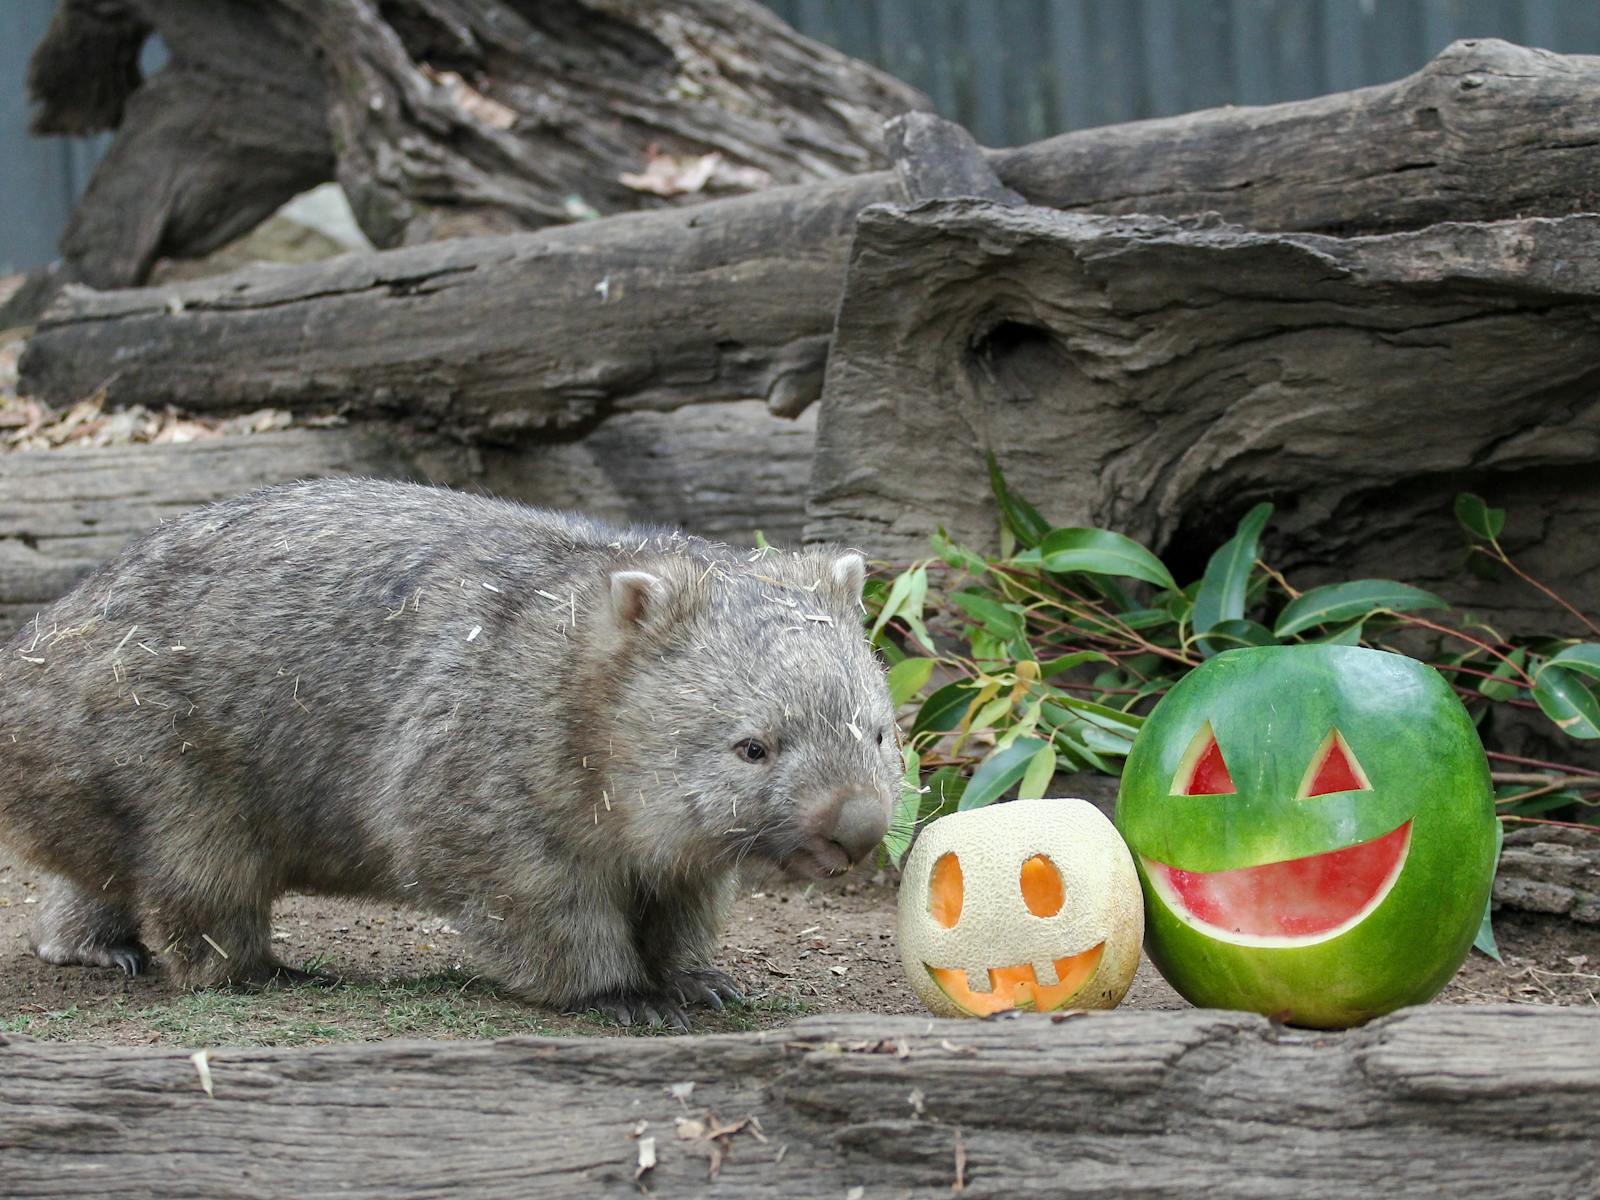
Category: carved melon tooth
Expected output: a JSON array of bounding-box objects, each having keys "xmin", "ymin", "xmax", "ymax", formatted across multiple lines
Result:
[
  {"xmin": 964, "ymin": 965, "xmax": 989, "ymax": 993},
  {"xmin": 1033, "ymin": 958, "xmax": 1060, "ymax": 987}
]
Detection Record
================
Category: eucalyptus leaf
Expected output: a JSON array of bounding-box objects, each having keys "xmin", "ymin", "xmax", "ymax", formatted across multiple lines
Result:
[
  {"xmin": 1040, "ymin": 651, "xmax": 1114, "ymax": 677},
  {"xmin": 911, "ymin": 681, "xmax": 976, "ymax": 739},
  {"xmin": 1472, "ymin": 820, "xmax": 1504, "ymax": 961},
  {"xmin": 1039, "ymin": 528, "xmax": 1178, "ymax": 592},
  {"xmin": 887, "ymin": 656, "xmax": 936, "ymax": 706},
  {"xmin": 868, "ymin": 569, "xmax": 916, "ymax": 643},
  {"xmin": 1194, "ymin": 618, "xmax": 1278, "ymax": 655},
  {"xmin": 1455, "ymin": 492, "xmax": 1506, "ymax": 542},
  {"xmin": 1274, "ymin": 580, "xmax": 1447, "ymax": 638},
  {"xmin": 1477, "ymin": 648, "xmax": 1527, "ymax": 702},
  {"xmin": 950, "ymin": 591, "xmax": 1026, "ymax": 640},
  {"xmin": 961, "ymin": 737, "xmax": 1050, "ymax": 810},
  {"xmin": 1546, "ymin": 643, "xmax": 1600, "ymax": 684},
  {"xmin": 1193, "ymin": 502, "xmax": 1274, "ymax": 656},
  {"xmin": 883, "ymin": 746, "xmax": 923, "ymax": 867},
  {"xmin": 1532, "ymin": 665, "xmax": 1600, "ymax": 739},
  {"xmin": 986, "ymin": 452, "xmax": 1051, "ymax": 549},
  {"xmin": 1018, "ymin": 744, "xmax": 1058, "ymax": 800}
]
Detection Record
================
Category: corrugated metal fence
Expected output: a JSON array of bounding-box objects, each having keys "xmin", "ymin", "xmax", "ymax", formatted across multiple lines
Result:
[{"xmin": 6, "ymin": 1, "xmax": 1600, "ymax": 273}]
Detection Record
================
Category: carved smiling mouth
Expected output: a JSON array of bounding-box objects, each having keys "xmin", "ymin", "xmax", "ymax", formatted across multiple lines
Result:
[
  {"xmin": 1144, "ymin": 820, "xmax": 1412, "ymax": 948},
  {"xmin": 925, "ymin": 943, "xmax": 1105, "ymax": 1015}
]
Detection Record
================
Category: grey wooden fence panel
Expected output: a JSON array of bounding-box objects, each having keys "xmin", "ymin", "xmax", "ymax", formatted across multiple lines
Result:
[{"xmin": 10, "ymin": 0, "xmax": 1600, "ymax": 272}]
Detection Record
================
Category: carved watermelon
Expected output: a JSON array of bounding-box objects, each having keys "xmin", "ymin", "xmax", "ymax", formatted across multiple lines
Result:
[{"xmin": 1115, "ymin": 645, "xmax": 1497, "ymax": 1028}]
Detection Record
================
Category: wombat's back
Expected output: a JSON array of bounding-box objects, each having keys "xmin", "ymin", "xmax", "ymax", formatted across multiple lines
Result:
[{"xmin": 0, "ymin": 480, "xmax": 649, "ymax": 889}]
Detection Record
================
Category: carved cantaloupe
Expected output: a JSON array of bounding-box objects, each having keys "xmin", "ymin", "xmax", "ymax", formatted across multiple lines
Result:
[{"xmin": 898, "ymin": 797, "xmax": 1143, "ymax": 1018}]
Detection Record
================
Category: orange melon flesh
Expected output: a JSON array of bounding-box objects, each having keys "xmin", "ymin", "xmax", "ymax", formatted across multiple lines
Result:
[
  {"xmin": 927, "ymin": 943, "xmax": 1105, "ymax": 1015},
  {"xmin": 929, "ymin": 853, "xmax": 964, "ymax": 928},
  {"xmin": 1020, "ymin": 854, "xmax": 1064, "ymax": 917}
]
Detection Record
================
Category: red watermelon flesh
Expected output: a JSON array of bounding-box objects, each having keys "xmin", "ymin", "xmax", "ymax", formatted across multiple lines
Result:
[{"xmin": 1145, "ymin": 821, "xmax": 1411, "ymax": 942}]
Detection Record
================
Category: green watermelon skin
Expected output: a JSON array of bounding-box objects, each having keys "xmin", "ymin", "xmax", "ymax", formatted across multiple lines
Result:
[{"xmin": 1115, "ymin": 645, "xmax": 1497, "ymax": 1029}]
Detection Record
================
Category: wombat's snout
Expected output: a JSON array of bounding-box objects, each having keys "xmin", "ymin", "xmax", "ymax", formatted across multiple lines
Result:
[{"xmin": 790, "ymin": 792, "xmax": 889, "ymax": 879}]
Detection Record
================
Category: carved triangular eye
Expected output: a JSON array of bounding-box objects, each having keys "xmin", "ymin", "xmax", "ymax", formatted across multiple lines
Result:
[
  {"xmin": 1172, "ymin": 722, "xmax": 1236, "ymax": 795},
  {"xmin": 1303, "ymin": 730, "xmax": 1371, "ymax": 797}
]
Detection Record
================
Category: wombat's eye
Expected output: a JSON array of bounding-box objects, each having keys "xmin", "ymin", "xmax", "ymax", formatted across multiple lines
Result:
[
  {"xmin": 876, "ymin": 729, "xmax": 885, "ymax": 746},
  {"xmin": 735, "ymin": 739, "xmax": 770, "ymax": 764}
]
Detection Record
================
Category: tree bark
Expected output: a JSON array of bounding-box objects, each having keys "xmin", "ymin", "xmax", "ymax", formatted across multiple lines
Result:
[
  {"xmin": 0, "ymin": 403, "xmax": 815, "ymax": 640},
  {"xmin": 0, "ymin": 431, "xmax": 417, "ymax": 640},
  {"xmin": 0, "ymin": 1006, "xmax": 1595, "ymax": 1198},
  {"xmin": 22, "ymin": 39, "xmax": 1600, "ymax": 427},
  {"xmin": 804, "ymin": 200, "xmax": 1600, "ymax": 636},
  {"xmin": 27, "ymin": 0, "xmax": 924, "ymax": 287}
]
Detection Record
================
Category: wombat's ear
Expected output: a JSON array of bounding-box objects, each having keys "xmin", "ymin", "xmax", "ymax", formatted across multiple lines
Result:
[
  {"xmin": 825, "ymin": 553, "xmax": 867, "ymax": 610},
  {"xmin": 608, "ymin": 566, "xmax": 705, "ymax": 636}
]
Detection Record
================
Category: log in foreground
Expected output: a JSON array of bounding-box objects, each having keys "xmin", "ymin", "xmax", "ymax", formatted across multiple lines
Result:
[
  {"xmin": 23, "ymin": 39, "xmax": 1600, "ymax": 431},
  {"xmin": 0, "ymin": 1006, "xmax": 1595, "ymax": 1198},
  {"xmin": 806, "ymin": 200, "xmax": 1600, "ymax": 634}
]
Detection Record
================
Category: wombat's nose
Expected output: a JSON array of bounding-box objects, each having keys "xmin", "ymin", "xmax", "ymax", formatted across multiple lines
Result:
[{"xmin": 831, "ymin": 793, "xmax": 888, "ymax": 864}]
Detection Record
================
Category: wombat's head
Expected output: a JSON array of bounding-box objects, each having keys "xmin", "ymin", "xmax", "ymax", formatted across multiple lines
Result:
[{"xmin": 596, "ymin": 548, "xmax": 900, "ymax": 879}]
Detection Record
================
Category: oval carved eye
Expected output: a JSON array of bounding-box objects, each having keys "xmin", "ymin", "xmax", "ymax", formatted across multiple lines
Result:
[
  {"xmin": 1020, "ymin": 854, "xmax": 1064, "ymax": 917},
  {"xmin": 929, "ymin": 852, "xmax": 964, "ymax": 928},
  {"xmin": 735, "ymin": 739, "xmax": 770, "ymax": 764}
]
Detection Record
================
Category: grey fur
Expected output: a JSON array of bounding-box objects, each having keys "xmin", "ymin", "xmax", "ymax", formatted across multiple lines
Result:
[{"xmin": 0, "ymin": 480, "xmax": 898, "ymax": 1021}]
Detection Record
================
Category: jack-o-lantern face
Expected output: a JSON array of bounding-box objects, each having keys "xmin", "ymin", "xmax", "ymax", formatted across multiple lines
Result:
[
  {"xmin": 1116, "ymin": 645, "xmax": 1497, "ymax": 1028},
  {"xmin": 898, "ymin": 797, "xmax": 1142, "ymax": 1018}
]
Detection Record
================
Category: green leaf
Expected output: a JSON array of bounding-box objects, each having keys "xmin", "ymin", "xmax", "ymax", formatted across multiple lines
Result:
[
  {"xmin": 1111, "ymin": 608, "xmax": 1172, "ymax": 631},
  {"xmin": 882, "ymin": 747, "xmax": 923, "ymax": 867},
  {"xmin": 1039, "ymin": 528, "xmax": 1177, "ymax": 592},
  {"xmin": 986, "ymin": 452, "xmax": 1051, "ymax": 549},
  {"xmin": 1455, "ymin": 492, "xmax": 1506, "ymax": 542},
  {"xmin": 911, "ymin": 681, "xmax": 976, "ymax": 739},
  {"xmin": 1310, "ymin": 617, "xmax": 1367, "ymax": 646},
  {"xmin": 1194, "ymin": 618, "xmax": 1278, "ymax": 655},
  {"xmin": 1473, "ymin": 820, "xmax": 1505, "ymax": 961},
  {"xmin": 961, "ymin": 737, "xmax": 1050, "ymax": 810},
  {"xmin": 1039, "ymin": 651, "xmax": 1113, "ymax": 677},
  {"xmin": 887, "ymin": 656, "xmax": 936, "ymax": 706},
  {"xmin": 1546, "ymin": 643, "xmax": 1600, "ymax": 685},
  {"xmin": 1477, "ymin": 648, "xmax": 1527, "ymax": 702},
  {"xmin": 1274, "ymin": 580, "xmax": 1448, "ymax": 638},
  {"xmin": 1192, "ymin": 503, "xmax": 1274, "ymax": 655},
  {"xmin": 1532, "ymin": 664, "xmax": 1600, "ymax": 739},
  {"xmin": 949, "ymin": 591, "xmax": 1026, "ymax": 640},
  {"xmin": 930, "ymin": 528, "xmax": 991, "ymax": 576},
  {"xmin": 1018, "ymin": 744, "xmax": 1057, "ymax": 800},
  {"xmin": 868, "ymin": 569, "xmax": 916, "ymax": 643},
  {"xmin": 920, "ymin": 766, "xmax": 968, "ymax": 820}
]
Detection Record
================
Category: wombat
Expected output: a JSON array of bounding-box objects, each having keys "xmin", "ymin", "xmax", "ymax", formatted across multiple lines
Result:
[{"xmin": 0, "ymin": 479, "xmax": 899, "ymax": 1027}]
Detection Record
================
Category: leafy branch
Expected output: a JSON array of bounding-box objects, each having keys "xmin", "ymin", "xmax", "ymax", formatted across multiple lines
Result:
[{"xmin": 870, "ymin": 464, "xmax": 1600, "ymax": 867}]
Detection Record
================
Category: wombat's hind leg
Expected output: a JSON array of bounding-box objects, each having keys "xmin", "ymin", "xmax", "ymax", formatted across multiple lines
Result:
[
  {"xmin": 29, "ymin": 876, "xmax": 150, "ymax": 978},
  {"xmin": 148, "ymin": 882, "xmax": 284, "ymax": 990}
]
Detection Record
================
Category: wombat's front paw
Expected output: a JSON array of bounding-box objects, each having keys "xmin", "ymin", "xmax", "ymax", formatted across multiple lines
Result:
[
  {"xmin": 664, "ymin": 966, "xmax": 744, "ymax": 1012},
  {"xmin": 579, "ymin": 990, "xmax": 690, "ymax": 1032}
]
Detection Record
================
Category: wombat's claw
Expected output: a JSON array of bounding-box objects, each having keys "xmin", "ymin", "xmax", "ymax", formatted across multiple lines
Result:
[
  {"xmin": 581, "ymin": 991, "xmax": 690, "ymax": 1032},
  {"xmin": 107, "ymin": 944, "xmax": 151, "ymax": 978},
  {"xmin": 667, "ymin": 967, "xmax": 744, "ymax": 1011}
]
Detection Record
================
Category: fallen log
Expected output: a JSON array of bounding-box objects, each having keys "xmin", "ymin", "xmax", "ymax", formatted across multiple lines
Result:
[
  {"xmin": 0, "ymin": 1006, "xmax": 1595, "ymax": 1198},
  {"xmin": 0, "ymin": 430, "xmax": 417, "ymax": 640},
  {"xmin": 22, "ymin": 39, "xmax": 1600, "ymax": 432},
  {"xmin": 1496, "ymin": 827, "xmax": 1600, "ymax": 925},
  {"xmin": 804, "ymin": 200, "xmax": 1600, "ymax": 635},
  {"xmin": 0, "ymin": 402, "xmax": 814, "ymax": 639},
  {"xmin": 27, "ymin": 0, "xmax": 923, "ymax": 287}
]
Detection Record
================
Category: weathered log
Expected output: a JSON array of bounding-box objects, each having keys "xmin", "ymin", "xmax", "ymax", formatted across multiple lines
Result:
[
  {"xmin": 804, "ymin": 200, "xmax": 1600, "ymax": 635},
  {"xmin": 0, "ymin": 1007, "xmax": 1595, "ymax": 1198},
  {"xmin": 28, "ymin": 0, "xmax": 923, "ymax": 286},
  {"xmin": 0, "ymin": 431, "xmax": 417, "ymax": 640},
  {"xmin": 23, "ymin": 39, "xmax": 1600, "ymax": 430},
  {"xmin": 0, "ymin": 403, "xmax": 815, "ymax": 639},
  {"xmin": 1495, "ymin": 827, "xmax": 1600, "ymax": 925}
]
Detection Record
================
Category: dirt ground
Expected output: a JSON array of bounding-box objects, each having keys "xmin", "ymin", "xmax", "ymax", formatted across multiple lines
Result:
[{"xmin": 1, "ymin": 847, "xmax": 1595, "ymax": 1046}]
